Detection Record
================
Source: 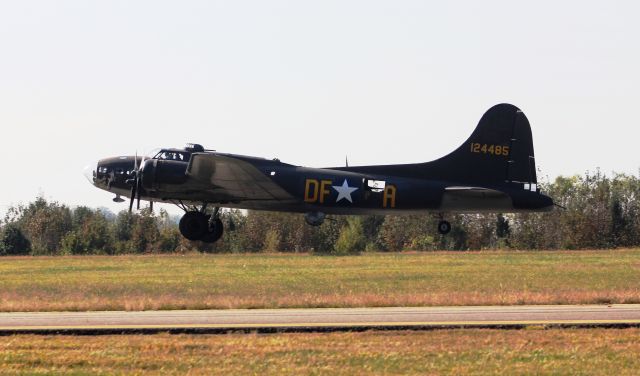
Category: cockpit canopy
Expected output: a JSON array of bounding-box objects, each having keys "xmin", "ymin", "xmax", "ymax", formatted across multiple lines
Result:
[
  {"xmin": 153, "ymin": 150, "xmax": 191, "ymax": 162},
  {"xmin": 149, "ymin": 144, "xmax": 205, "ymax": 162}
]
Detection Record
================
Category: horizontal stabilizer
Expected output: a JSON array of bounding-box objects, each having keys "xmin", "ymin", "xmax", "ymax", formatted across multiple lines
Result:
[
  {"xmin": 441, "ymin": 186, "xmax": 512, "ymax": 212},
  {"xmin": 444, "ymin": 186, "xmax": 507, "ymax": 198}
]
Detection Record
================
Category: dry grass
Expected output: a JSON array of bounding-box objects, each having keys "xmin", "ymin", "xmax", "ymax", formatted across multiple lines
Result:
[
  {"xmin": 0, "ymin": 250, "xmax": 639, "ymax": 311},
  {"xmin": 1, "ymin": 329, "xmax": 639, "ymax": 375}
]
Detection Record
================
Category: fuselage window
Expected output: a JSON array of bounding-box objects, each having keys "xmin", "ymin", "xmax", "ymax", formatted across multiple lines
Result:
[{"xmin": 366, "ymin": 179, "xmax": 386, "ymax": 193}]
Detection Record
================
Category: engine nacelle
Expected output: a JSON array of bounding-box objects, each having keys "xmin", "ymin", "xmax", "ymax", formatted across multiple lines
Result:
[
  {"xmin": 304, "ymin": 211, "xmax": 326, "ymax": 226},
  {"xmin": 141, "ymin": 159, "xmax": 189, "ymax": 191}
]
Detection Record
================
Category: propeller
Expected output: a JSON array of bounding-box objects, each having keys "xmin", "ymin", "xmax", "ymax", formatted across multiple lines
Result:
[{"xmin": 128, "ymin": 152, "xmax": 146, "ymax": 213}]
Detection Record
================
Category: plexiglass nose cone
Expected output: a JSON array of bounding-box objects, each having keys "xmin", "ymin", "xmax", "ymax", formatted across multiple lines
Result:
[{"xmin": 83, "ymin": 162, "xmax": 98, "ymax": 185}]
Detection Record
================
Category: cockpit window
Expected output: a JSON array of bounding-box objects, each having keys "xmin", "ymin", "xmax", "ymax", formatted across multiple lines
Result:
[{"xmin": 153, "ymin": 150, "xmax": 190, "ymax": 161}]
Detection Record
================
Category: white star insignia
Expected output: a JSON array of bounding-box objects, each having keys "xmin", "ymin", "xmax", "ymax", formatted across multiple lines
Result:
[{"xmin": 332, "ymin": 179, "xmax": 358, "ymax": 203}]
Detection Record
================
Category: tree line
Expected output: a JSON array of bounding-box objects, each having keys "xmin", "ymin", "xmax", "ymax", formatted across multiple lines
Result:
[{"xmin": 1, "ymin": 170, "xmax": 638, "ymax": 255}]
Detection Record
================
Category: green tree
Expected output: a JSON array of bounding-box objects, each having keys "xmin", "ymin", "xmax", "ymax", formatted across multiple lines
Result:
[
  {"xmin": 217, "ymin": 210, "xmax": 250, "ymax": 253},
  {"xmin": 5, "ymin": 197, "xmax": 72, "ymax": 255},
  {"xmin": 0, "ymin": 224, "xmax": 31, "ymax": 255},
  {"xmin": 129, "ymin": 209, "xmax": 159, "ymax": 253},
  {"xmin": 60, "ymin": 207, "xmax": 113, "ymax": 254},
  {"xmin": 155, "ymin": 209, "xmax": 181, "ymax": 253},
  {"xmin": 114, "ymin": 211, "xmax": 134, "ymax": 242}
]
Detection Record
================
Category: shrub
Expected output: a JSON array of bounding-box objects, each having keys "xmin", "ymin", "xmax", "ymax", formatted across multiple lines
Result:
[
  {"xmin": 333, "ymin": 217, "xmax": 366, "ymax": 255},
  {"xmin": 410, "ymin": 235, "xmax": 436, "ymax": 251},
  {"xmin": 262, "ymin": 229, "xmax": 282, "ymax": 252}
]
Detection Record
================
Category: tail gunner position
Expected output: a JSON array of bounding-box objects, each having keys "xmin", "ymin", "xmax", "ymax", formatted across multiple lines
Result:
[{"xmin": 85, "ymin": 104, "xmax": 554, "ymax": 243}]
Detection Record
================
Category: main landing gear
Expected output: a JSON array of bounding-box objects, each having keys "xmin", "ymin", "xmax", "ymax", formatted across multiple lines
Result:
[{"xmin": 178, "ymin": 205, "xmax": 224, "ymax": 243}]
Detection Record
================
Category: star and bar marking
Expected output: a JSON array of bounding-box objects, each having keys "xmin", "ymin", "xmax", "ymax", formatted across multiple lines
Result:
[
  {"xmin": 305, "ymin": 179, "xmax": 358, "ymax": 204},
  {"xmin": 332, "ymin": 179, "xmax": 358, "ymax": 203},
  {"xmin": 304, "ymin": 178, "xmax": 396, "ymax": 208}
]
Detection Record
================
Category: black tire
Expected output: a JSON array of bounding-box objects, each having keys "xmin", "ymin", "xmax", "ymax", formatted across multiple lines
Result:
[
  {"xmin": 201, "ymin": 217, "xmax": 224, "ymax": 244},
  {"xmin": 179, "ymin": 212, "xmax": 208, "ymax": 241},
  {"xmin": 438, "ymin": 220, "xmax": 451, "ymax": 235}
]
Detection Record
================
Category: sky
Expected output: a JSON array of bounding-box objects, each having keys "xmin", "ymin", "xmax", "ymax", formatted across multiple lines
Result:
[{"xmin": 1, "ymin": 1, "xmax": 638, "ymax": 216}]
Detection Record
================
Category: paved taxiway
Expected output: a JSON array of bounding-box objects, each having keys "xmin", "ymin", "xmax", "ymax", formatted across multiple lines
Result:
[{"xmin": 1, "ymin": 304, "xmax": 639, "ymax": 333}]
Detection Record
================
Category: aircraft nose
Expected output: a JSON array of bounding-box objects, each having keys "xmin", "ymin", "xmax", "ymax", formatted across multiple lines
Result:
[{"xmin": 83, "ymin": 161, "xmax": 98, "ymax": 185}]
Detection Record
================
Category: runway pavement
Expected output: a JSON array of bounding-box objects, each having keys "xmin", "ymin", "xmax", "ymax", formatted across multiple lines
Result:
[{"xmin": 1, "ymin": 305, "xmax": 639, "ymax": 334}]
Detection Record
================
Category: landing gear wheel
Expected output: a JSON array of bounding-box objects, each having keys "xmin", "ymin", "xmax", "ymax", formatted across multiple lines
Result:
[
  {"xmin": 201, "ymin": 217, "xmax": 224, "ymax": 244},
  {"xmin": 179, "ymin": 211, "xmax": 208, "ymax": 241},
  {"xmin": 438, "ymin": 220, "xmax": 451, "ymax": 235}
]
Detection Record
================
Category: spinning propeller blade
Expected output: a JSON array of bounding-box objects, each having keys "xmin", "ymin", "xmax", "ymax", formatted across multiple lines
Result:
[
  {"xmin": 129, "ymin": 152, "xmax": 141, "ymax": 213},
  {"xmin": 136, "ymin": 155, "xmax": 146, "ymax": 210}
]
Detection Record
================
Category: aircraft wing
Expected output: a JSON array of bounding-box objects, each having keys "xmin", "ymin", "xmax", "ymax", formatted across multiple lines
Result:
[{"xmin": 185, "ymin": 153, "xmax": 294, "ymax": 201}]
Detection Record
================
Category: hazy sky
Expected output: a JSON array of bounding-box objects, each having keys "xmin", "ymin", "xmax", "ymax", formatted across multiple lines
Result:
[{"xmin": 1, "ymin": 1, "xmax": 638, "ymax": 215}]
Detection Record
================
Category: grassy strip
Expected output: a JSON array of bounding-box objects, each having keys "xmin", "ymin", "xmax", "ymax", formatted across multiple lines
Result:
[
  {"xmin": 0, "ymin": 250, "xmax": 639, "ymax": 311},
  {"xmin": 0, "ymin": 329, "xmax": 639, "ymax": 375}
]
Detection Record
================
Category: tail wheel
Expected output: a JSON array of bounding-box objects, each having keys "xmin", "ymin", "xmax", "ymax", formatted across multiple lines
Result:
[
  {"xmin": 179, "ymin": 212, "xmax": 208, "ymax": 241},
  {"xmin": 201, "ymin": 216, "xmax": 224, "ymax": 244},
  {"xmin": 438, "ymin": 220, "xmax": 451, "ymax": 235}
]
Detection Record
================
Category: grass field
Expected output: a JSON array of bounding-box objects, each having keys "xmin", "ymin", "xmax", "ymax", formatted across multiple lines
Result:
[
  {"xmin": 0, "ymin": 250, "xmax": 638, "ymax": 311},
  {"xmin": 0, "ymin": 329, "xmax": 638, "ymax": 375}
]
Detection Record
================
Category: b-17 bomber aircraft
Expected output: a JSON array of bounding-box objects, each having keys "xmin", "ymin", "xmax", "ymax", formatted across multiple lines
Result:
[{"xmin": 85, "ymin": 103, "xmax": 554, "ymax": 243}]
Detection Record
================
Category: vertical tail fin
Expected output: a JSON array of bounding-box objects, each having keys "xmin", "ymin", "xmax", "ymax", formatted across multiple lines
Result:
[
  {"xmin": 421, "ymin": 103, "xmax": 537, "ymax": 185},
  {"xmin": 333, "ymin": 103, "xmax": 538, "ymax": 187}
]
